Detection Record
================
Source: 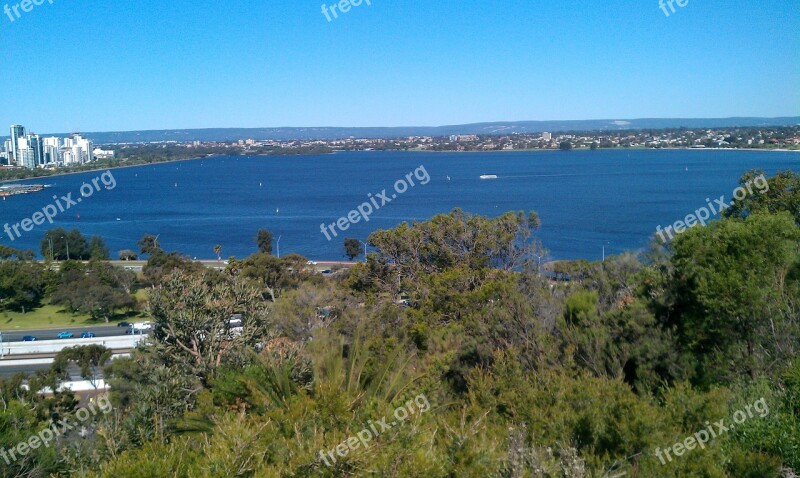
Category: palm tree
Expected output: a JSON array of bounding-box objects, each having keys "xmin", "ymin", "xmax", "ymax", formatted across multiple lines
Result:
[{"xmin": 214, "ymin": 244, "xmax": 222, "ymax": 262}]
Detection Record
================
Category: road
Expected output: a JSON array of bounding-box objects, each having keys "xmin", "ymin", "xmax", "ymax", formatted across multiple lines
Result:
[{"xmin": 0, "ymin": 325, "xmax": 137, "ymax": 342}]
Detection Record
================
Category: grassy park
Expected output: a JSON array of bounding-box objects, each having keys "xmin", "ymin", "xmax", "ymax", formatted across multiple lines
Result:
[{"xmin": 0, "ymin": 305, "xmax": 144, "ymax": 331}]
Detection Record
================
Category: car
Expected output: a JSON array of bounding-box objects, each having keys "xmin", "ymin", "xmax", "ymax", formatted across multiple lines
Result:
[
  {"xmin": 81, "ymin": 332, "xmax": 96, "ymax": 338},
  {"xmin": 321, "ymin": 269, "xmax": 333, "ymax": 275},
  {"xmin": 57, "ymin": 332, "xmax": 74, "ymax": 339},
  {"xmin": 307, "ymin": 260, "xmax": 318, "ymax": 266},
  {"xmin": 117, "ymin": 321, "xmax": 131, "ymax": 328},
  {"xmin": 21, "ymin": 336, "xmax": 37, "ymax": 342}
]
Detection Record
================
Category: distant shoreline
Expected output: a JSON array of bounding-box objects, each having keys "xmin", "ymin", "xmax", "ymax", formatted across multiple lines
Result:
[
  {"xmin": 0, "ymin": 155, "xmax": 211, "ymax": 185},
  {"xmin": 2, "ymin": 147, "xmax": 796, "ymax": 185},
  {"xmin": 413, "ymin": 147, "xmax": 800, "ymax": 154}
]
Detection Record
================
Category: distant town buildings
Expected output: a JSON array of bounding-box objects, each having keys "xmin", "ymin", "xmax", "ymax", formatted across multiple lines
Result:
[{"xmin": 0, "ymin": 124, "xmax": 94, "ymax": 169}]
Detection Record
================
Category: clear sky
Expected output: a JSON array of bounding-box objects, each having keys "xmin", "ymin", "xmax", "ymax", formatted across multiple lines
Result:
[{"xmin": 0, "ymin": 0, "xmax": 797, "ymax": 132}]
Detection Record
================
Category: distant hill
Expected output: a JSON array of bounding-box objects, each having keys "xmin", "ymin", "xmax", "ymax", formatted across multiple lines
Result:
[{"xmin": 7, "ymin": 117, "xmax": 800, "ymax": 144}]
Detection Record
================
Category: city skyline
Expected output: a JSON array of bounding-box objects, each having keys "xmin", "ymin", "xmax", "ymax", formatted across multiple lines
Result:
[
  {"xmin": 1, "ymin": 124, "xmax": 101, "ymax": 168},
  {"xmin": 0, "ymin": 0, "xmax": 797, "ymax": 132}
]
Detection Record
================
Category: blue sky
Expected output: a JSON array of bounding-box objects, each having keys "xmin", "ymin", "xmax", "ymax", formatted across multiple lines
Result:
[{"xmin": 0, "ymin": 0, "xmax": 797, "ymax": 132}]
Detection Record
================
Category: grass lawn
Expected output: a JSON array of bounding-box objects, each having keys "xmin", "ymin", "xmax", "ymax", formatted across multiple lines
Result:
[{"xmin": 0, "ymin": 305, "xmax": 145, "ymax": 331}]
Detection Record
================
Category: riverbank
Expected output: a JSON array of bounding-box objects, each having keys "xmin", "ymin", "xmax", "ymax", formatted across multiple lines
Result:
[{"xmin": 0, "ymin": 155, "xmax": 214, "ymax": 185}]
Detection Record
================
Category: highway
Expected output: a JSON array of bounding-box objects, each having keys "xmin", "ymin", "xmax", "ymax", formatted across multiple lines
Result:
[{"xmin": 0, "ymin": 324, "xmax": 135, "ymax": 342}]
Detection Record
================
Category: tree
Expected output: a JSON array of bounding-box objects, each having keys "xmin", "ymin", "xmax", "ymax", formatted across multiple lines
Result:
[
  {"xmin": 668, "ymin": 212, "xmax": 800, "ymax": 384},
  {"xmin": 344, "ymin": 238, "xmax": 362, "ymax": 260},
  {"xmin": 214, "ymin": 244, "xmax": 222, "ymax": 261},
  {"xmin": 88, "ymin": 236, "xmax": 110, "ymax": 260},
  {"xmin": 0, "ymin": 260, "xmax": 47, "ymax": 311},
  {"xmin": 256, "ymin": 229, "xmax": 273, "ymax": 255},
  {"xmin": 725, "ymin": 169, "xmax": 800, "ymax": 224},
  {"xmin": 148, "ymin": 270, "xmax": 272, "ymax": 383},
  {"xmin": 119, "ymin": 249, "xmax": 138, "ymax": 261},
  {"xmin": 52, "ymin": 345, "xmax": 112, "ymax": 389},
  {"xmin": 138, "ymin": 234, "xmax": 162, "ymax": 256},
  {"xmin": 41, "ymin": 228, "xmax": 89, "ymax": 260},
  {"xmin": 559, "ymin": 141, "xmax": 573, "ymax": 151},
  {"xmin": 51, "ymin": 263, "xmax": 136, "ymax": 322}
]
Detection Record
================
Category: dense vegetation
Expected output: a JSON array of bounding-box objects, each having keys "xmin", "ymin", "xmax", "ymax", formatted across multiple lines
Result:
[{"xmin": 0, "ymin": 170, "xmax": 798, "ymax": 477}]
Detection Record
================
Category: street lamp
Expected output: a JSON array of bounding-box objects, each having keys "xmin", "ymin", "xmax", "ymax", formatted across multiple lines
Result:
[
  {"xmin": 533, "ymin": 253, "xmax": 544, "ymax": 275},
  {"xmin": 358, "ymin": 240, "xmax": 368, "ymax": 262},
  {"xmin": 61, "ymin": 236, "xmax": 69, "ymax": 261},
  {"xmin": 276, "ymin": 235, "xmax": 282, "ymax": 259}
]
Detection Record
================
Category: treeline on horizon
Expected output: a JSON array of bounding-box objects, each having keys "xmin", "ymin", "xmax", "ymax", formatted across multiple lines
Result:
[
  {"xmin": 2, "ymin": 124, "xmax": 797, "ymax": 183},
  {"xmin": 0, "ymin": 169, "xmax": 799, "ymax": 477}
]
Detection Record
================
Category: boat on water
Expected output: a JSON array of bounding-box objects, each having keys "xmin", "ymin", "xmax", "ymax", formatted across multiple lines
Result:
[{"xmin": 480, "ymin": 174, "xmax": 498, "ymax": 180}]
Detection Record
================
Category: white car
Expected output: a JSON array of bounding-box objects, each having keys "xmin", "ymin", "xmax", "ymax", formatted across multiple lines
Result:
[{"xmin": 307, "ymin": 261, "xmax": 318, "ymax": 266}]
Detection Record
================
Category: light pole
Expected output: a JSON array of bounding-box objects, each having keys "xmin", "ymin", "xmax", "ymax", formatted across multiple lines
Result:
[
  {"xmin": 48, "ymin": 238, "xmax": 54, "ymax": 262},
  {"xmin": 0, "ymin": 331, "xmax": 3, "ymax": 359},
  {"xmin": 533, "ymin": 253, "xmax": 543, "ymax": 275},
  {"xmin": 358, "ymin": 240, "xmax": 368, "ymax": 262},
  {"xmin": 61, "ymin": 236, "xmax": 69, "ymax": 261},
  {"xmin": 276, "ymin": 235, "xmax": 282, "ymax": 259}
]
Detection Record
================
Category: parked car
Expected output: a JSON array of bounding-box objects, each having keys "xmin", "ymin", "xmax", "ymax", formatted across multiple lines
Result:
[
  {"xmin": 117, "ymin": 321, "xmax": 132, "ymax": 328},
  {"xmin": 81, "ymin": 332, "xmax": 96, "ymax": 338},
  {"xmin": 57, "ymin": 332, "xmax": 74, "ymax": 339},
  {"xmin": 21, "ymin": 336, "xmax": 37, "ymax": 342}
]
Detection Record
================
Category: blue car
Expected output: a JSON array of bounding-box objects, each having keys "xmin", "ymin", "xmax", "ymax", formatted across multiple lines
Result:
[
  {"xmin": 22, "ymin": 336, "xmax": 37, "ymax": 342},
  {"xmin": 80, "ymin": 332, "xmax": 96, "ymax": 338},
  {"xmin": 56, "ymin": 332, "xmax": 74, "ymax": 339}
]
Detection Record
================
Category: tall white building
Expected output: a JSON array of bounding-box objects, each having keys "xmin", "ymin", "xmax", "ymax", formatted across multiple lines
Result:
[
  {"xmin": 542, "ymin": 132, "xmax": 552, "ymax": 141},
  {"xmin": 62, "ymin": 134, "xmax": 93, "ymax": 165},
  {"xmin": 43, "ymin": 137, "xmax": 62, "ymax": 165}
]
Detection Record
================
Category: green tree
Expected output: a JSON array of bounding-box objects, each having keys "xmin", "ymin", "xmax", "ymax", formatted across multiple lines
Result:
[
  {"xmin": 118, "ymin": 249, "xmax": 138, "ymax": 261},
  {"xmin": 52, "ymin": 344, "xmax": 112, "ymax": 389},
  {"xmin": 148, "ymin": 270, "xmax": 272, "ymax": 383},
  {"xmin": 344, "ymin": 238, "xmax": 362, "ymax": 260},
  {"xmin": 137, "ymin": 233, "xmax": 162, "ymax": 256},
  {"xmin": 41, "ymin": 228, "xmax": 89, "ymax": 260},
  {"xmin": 256, "ymin": 229, "xmax": 273, "ymax": 255},
  {"xmin": 88, "ymin": 235, "xmax": 110, "ymax": 260},
  {"xmin": 669, "ymin": 212, "xmax": 800, "ymax": 384}
]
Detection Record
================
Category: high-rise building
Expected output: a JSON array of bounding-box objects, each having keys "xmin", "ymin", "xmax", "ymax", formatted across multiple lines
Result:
[
  {"xmin": 9, "ymin": 124, "xmax": 25, "ymax": 164},
  {"xmin": 542, "ymin": 132, "xmax": 552, "ymax": 141},
  {"xmin": 43, "ymin": 137, "xmax": 62, "ymax": 165},
  {"xmin": 67, "ymin": 134, "xmax": 93, "ymax": 165},
  {"xmin": 16, "ymin": 134, "xmax": 44, "ymax": 169}
]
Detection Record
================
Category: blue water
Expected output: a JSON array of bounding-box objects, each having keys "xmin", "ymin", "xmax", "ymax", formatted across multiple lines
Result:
[{"xmin": 0, "ymin": 150, "xmax": 797, "ymax": 261}]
